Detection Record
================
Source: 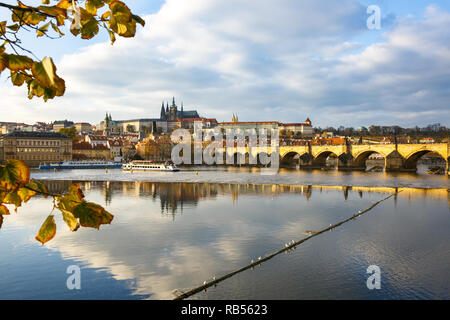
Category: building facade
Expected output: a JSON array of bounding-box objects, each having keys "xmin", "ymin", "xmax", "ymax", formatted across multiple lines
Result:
[
  {"xmin": 0, "ymin": 132, "xmax": 72, "ymax": 167},
  {"xmin": 53, "ymin": 120, "xmax": 74, "ymax": 132}
]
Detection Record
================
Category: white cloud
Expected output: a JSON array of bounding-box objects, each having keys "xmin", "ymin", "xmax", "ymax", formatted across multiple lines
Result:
[{"xmin": 0, "ymin": 1, "xmax": 449, "ymax": 127}]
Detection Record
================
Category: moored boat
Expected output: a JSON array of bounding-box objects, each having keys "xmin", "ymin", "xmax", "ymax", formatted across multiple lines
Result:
[
  {"xmin": 122, "ymin": 160, "xmax": 180, "ymax": 172},
  {"xmin": 39, "ymin": 160, "xmax": 122, "ymax": 170}
]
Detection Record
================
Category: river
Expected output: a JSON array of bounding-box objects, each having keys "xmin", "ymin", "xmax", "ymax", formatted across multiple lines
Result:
[{"xmin": 0, "ymin": 167, "xmax": 448, "ymax": 299}]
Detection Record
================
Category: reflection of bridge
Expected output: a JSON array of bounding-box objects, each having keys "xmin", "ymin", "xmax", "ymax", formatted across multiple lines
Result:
[{"xmin": 220, "ymin": 143, "xmax": 449, "ymax": 172}]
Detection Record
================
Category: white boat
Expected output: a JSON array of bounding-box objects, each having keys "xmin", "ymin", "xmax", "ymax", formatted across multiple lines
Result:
[{"xmin": 122, "ymin": 160, "xmax": 180, "ymax": 172}]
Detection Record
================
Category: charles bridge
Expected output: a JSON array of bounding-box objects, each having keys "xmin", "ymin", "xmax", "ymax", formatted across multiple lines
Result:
[{"xmin": 219, "ymin": 142, "xmax": 449, "ymax": 172}]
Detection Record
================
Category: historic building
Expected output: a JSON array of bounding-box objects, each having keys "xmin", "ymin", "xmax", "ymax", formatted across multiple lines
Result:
[
  {"xmin": 0, "ymin": 132, "xmax": 72, "ymax": 167},
  {"xmin": 72, "ymin": 141, "xmax": 110, "ymax": 160},
  {"xmin": 160, "ymin": 97, "xmax": 200, "ymax": 121},
  {"xmin": 98, "ymin": 98, "xmax": 202, "ymax": 137},
  {"xmin": 279, "ymin": 118, "xmax": 313, "ymax": 137},
  {"xmin": 217, "ymin": 115, "xmax": 313, "ymax": 137},
  {"xmin": 52, "ymin": 120, "xmax": 74, "ymax": 132},
  {"xmin": 136, "ymin": 134, "xmax": 172, "ymax": 161}
]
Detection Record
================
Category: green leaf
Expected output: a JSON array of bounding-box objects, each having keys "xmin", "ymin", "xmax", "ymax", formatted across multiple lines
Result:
[
  {"xmin": 80, "ymin": 18, "xmax": 99, "ymax": 39},
  {"xmin": 35, "ymin": 215, "xmax": 56, "ymax": 245}
]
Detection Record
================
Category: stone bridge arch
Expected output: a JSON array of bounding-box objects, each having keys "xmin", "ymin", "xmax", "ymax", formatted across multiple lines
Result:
[
  {"xmin": 403, "ymin": 149, "xmax": 447, "ymax": 171},
  {"xmin": 352, "ymin": 149, "xmax": 389, "ymax": 168},
  {"xmin": 312, "ymin": 150, "xmax": 340, "ymax": 167},
  {"xmin": 281, "ymin": 151, "xmax": 311, "ymax": 165}
]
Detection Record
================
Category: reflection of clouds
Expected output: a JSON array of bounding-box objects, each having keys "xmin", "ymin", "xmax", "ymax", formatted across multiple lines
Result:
[{"xmin": 2, "ymin": 182, "xmax": 449, "ymax": 299}]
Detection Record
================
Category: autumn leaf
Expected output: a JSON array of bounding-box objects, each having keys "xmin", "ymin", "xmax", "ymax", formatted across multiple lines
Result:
[
  {"xmin": 0, "ymin": 205, "xmax": 10, "ymax": 216},
  {"xmin": 73, "ymin": 202, "xmax": 114, "ymax": 229},
  {"xmin": 0, "ymin": 160, "xmax": 31, "ymax": 191},
  {"xmin": 17, "ymin": 186, "xmax": 36, "ymax": 203},
  {"xmin": 5, "ymin": 54, "xmax": 34, "ymax": 72},
  {"xmin": 10, "ymin": 71, "xmax": 27, "ymax": 87},
  {"xmin": 61, "ymin": 209, "xmax": 80, "ymax": 232},
  {"xmin": 32, "ymin": 57, "xmax": 56, "ymax": 87},
  {"xmin": 35, "ymin": 215, "xmax": 57, "ymax": 245},
  {"xmin": 3, "ymin": 192, "xmax": 22, "ymax": 210},
  {"xmin": 0, "ymin": 21, "xmax": 6, "ymax": 36}
]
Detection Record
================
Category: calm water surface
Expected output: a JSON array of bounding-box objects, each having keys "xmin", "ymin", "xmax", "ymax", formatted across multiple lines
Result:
[{"xmin": 0, "ymin": 168, "xmax": 449, "ymax": 299}]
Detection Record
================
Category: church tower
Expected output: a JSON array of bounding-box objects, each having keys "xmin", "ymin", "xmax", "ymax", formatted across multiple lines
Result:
[
  {"xmin": 160, "ymin": 102, "xmax": 166, "ymax": 120},
  {"xmin": 169, "ymin": 97, "xmax": 178, "ymax": 121}
]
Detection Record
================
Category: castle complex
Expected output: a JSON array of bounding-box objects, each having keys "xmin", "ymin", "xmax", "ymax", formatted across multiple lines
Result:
[{"xmin": 99, "ymin": 97, "xmax": 202, "ymax": 136}]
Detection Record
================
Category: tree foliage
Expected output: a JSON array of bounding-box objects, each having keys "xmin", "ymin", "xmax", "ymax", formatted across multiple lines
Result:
[
  {"xmin": 0, "ymin": 0, "xmax": 145, "ymax": 101},
  {"xmin": 0, "ymin": 159, "xmax": 114, "ymax": 244},
  {"xmin": 58, "ymin": 127, "xmax": 77, "ymax": 142}
]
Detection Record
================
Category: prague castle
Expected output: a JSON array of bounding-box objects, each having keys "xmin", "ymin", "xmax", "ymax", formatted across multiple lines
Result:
[{"xmin": 99, "ymin": 98, "xmax": 202, "ymax": 136}]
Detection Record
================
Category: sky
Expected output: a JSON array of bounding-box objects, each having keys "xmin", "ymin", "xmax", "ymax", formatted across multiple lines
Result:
[{"xmin": 0, "ymin": 0, "xmax": 449, "ymax": 128}]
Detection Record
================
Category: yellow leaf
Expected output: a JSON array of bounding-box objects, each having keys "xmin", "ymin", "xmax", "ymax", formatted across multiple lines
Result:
[
  {"xmin": 35, "ymin": 215, "xmax": 57, "ymax": 245},
  {"xmin": 0, "ymin": 160, "xmax": 31, "ymax": 191},
  {"xmin": 73, "ymin": 202, "xmax": 113, "ymax": 229},
  {"xmin": 56, "ymin": 0, "xmax": 71, "ymax": 10},
  {"xmin": 4, "ymin": 192, "xmax": 22, "ymax": 209},
  {"xmin": 0, "ymin": 205, "xmax": 10, "ymax": 216},
  {"xmin": 61, "ymin": 209, "xmax": 80, "ymax": 232},
  {"xmin": 0, "ymin": 21, "xmax": 6, "ymax": 36},
  {"xmin": 10, "ymin": 71, "xmax": 26, "ymax": 86},
  {"xmin": 0, "ymin": 54, "xmax": 6, "ymax": 74},
  {"xmin": 32, "ymin": 57, "xmax": 55, "ymax": 87},
  {"xmin": 5, "ymin": 54, "xmax": 34, "ymax": 72}
]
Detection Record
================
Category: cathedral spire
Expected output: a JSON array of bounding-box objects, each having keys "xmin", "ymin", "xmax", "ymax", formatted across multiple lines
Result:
[{"xmin": 160, "ymin": 102, "xmax": 166, "ymax": 120}]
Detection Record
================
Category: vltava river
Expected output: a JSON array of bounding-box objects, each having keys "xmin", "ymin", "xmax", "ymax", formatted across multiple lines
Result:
[{"xmin": 0, "ymin": 168, "xmax": 449, "ymax": 299}]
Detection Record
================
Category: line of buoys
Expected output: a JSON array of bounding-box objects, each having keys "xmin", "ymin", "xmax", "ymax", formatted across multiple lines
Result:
[{"xmin": 173, "ymin": 192, "xmax": 400, "ymax": 300}]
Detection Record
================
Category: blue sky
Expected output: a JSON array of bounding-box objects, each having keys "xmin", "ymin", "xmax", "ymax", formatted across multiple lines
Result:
[{"xmin": 1, "ymin": 0, "xmax": 449, "ymax": 128}]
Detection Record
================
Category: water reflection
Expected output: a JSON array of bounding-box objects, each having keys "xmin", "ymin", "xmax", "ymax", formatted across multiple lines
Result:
[
  {"xmin": 1, "ymin": 181, "xmax": 449, "ymax": 300},
  {"xmin": 41, "ymin": 180, "xmax": 450, "ymax": 219}
]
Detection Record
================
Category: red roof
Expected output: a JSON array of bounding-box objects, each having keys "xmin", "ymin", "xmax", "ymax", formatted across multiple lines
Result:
[
  {"xmin": 280, "ymin": 123, "xmax": 311, "ymax": 127},
  {"xmin": 219, "ymin": 121, "xmax": 279, "ymax": 125}
]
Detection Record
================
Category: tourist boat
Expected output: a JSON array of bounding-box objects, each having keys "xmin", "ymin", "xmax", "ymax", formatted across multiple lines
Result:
[
  {"xmin": 39, "ymin": 160, "xmax": 122, "ymax": 170},
  {"xmin": 122, "ymin": 160, "xmax": 180, "ymax": 172}
]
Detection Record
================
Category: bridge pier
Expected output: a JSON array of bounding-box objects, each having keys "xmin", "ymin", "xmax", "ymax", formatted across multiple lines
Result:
[{"xmin": 385, "ymin": 154, "xmax": 406, "ymax": 172}]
